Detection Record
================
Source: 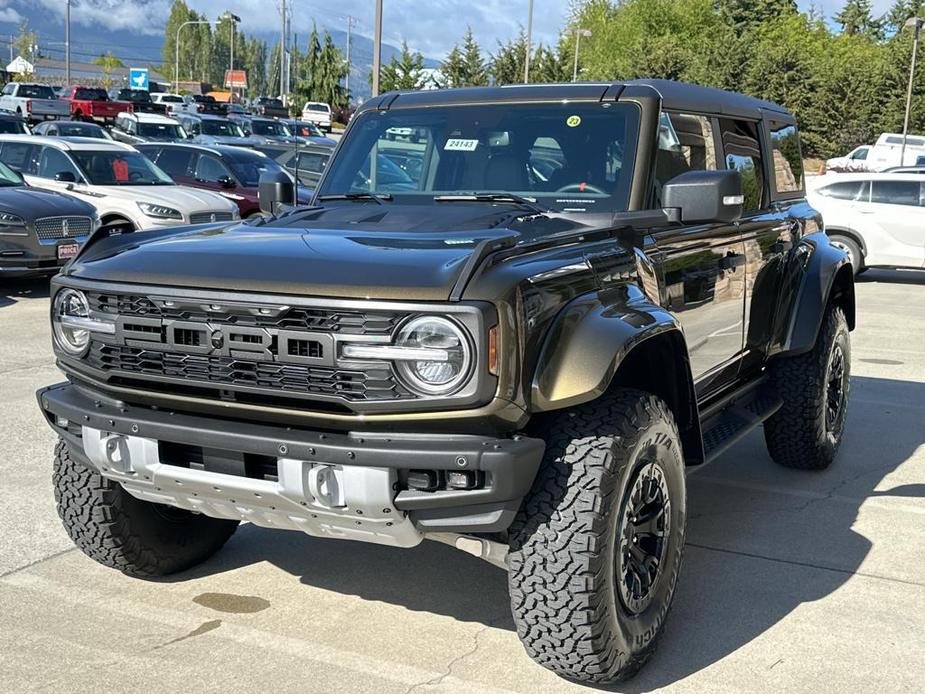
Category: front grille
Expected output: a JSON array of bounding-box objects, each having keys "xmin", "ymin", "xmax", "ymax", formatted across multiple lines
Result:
[
  {"xmin": 34, "ymin": 216, "xmax": 93, "ymax": 242},
  {"xmin": 189, "ymin": 211, "xmax": 235, "ymax": 224},
  {"xmin": 88, "ymin": 343, "xmax": 410, "ymax": 402}
]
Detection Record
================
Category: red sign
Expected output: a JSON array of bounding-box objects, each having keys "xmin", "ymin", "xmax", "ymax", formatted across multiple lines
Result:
[{"xmin": 224, "ymin": 69, "xmax": 247, "ymax": 89}]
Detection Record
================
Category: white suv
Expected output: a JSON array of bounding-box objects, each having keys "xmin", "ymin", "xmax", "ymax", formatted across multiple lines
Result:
[
  {"xmin": 808, "ymin": 173, "xmax": 925, "ymax": 273},
  {"xmin": 0, "ymin": 136, "xmax": 238, "ymax": 232},
  {"xmin": 301, "ymin": 101, "xmax": 332, "ymax": 132}
]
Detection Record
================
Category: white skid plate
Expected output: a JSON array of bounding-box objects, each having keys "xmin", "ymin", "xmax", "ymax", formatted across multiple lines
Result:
[{"xmin": 81, "ymin": 427, "xmax": 422, "ymax": 548}]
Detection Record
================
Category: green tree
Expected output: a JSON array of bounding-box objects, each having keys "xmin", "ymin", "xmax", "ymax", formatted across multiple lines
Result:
[
  {"xmin": 378, "ymin": 41, "xmax": 425, "ymax": 91},
  {"xmin": 442, "ymin": 28, "xmax": 488, "ymax": 86},
  {"xmin": 12, "ymin": 20, "xmax": 37, "ymax": 62},
  {"xmin": 489, "ymin": 31, "xmax": 528, "ymax": 85},
  {"xmin": 93, "ymin": 52, "xmax": 125, "ymax": 89},
  {"xmin": 834, "ymin": 0, "xmax": 883, "ymax": 37}
]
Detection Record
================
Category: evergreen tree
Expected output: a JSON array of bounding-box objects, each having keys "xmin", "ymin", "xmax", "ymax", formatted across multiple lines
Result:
[
  {"xmin": 441, "ymin": 28, "xmax": 488, "ymax": 86},
  {"xmin": 489, "ymin": 31, "xmax": 529, "ymax": 85},
  {"xmin": 378, "ymin": 42, "xmax": 425, "ymax": 92},
  {"xmin": 835, "ymin": 0, "xmax": 883, "ymax": 37}
]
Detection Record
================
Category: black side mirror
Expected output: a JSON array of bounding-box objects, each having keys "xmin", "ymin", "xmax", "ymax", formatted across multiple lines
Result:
[
  {"xmin": 662, "ymin": 169, "xmax": 743, "ymax": 225},
  {"xmin": 218, "ymin": 175, "xmax": 236, "ymax": 189},
  {"xmin": 258, "ymin": 169, "xmax": 295, "ymax": 214},
  {"xmin": 54, "ymin": 171, "xmax": 77, "ymax": 183}
]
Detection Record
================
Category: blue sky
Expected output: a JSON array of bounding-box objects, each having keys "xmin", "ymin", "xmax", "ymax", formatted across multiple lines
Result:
[{"xmin": 0, "ymin": 0, "xmax": 902, "ymax": 59}]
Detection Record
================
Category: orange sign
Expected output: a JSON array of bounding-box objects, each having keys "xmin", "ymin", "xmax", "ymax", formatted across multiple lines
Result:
[{"xmin": 224, "ymin": 69, "xmax": 247, "ymax": 89}]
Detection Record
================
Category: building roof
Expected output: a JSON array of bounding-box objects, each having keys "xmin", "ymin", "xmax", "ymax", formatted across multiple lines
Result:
[{"xmin": 5, "ymin": 56, "xmax": 167, "ymax": 86}]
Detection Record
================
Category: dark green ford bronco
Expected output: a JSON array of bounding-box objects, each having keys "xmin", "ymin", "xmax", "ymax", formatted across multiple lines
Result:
[{"xmin": 38, "ymin": 80, "xmax": 854, "ymax": 684}]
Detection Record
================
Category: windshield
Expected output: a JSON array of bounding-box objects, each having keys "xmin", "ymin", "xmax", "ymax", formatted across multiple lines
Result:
[
  {"xmin": 0, "ymin": 159, "xmax": 23, "ymax": 186},
  {"xmin": 252, "ymin": 120, "xmax": 291, "ymax": 137},
  {"xmin": 75, "ymin": 88, "xmax": 108, "ymax": 101},
  {"xmin": 226, "ymin": 153, "xmax": 289, "ymax": 187},
  {"xmin": 20, "ymin": 85, "xmax": 55, "ymax": 99},
  {"xmin": 290, "ymin": 121, "xmax": 322, "ymax": 137},
  {"xmin": 137, "ymin": 122, "xmax": 186, "ymax": 140},
  {"xmin": 304, "ymin": 103, "xmax": 328, "ymax": 113},
  {"xmin": 201, "ymin": 119, "xmax": 244, "ymax": 137},
  {"xmin": 318, "ymin": 102, "xmax": 638, "ymax": 213},
  {"xmin": 120, "ymin": 90, "xmax": 151, "ymax": 103},
  {"xmin": 58, "ymin": 123, "xmax": 109, "ymax": 138},
  {"xmin": 70, "ymin": 150, "xmax": 174, "ymax": 186},
  {"xmin": 160, "ymin": 95, "xmax": 183, "ymax": 103},
  {"xmin": 0, "ymin": 119, "xmax": 28, "ymax": 134}
]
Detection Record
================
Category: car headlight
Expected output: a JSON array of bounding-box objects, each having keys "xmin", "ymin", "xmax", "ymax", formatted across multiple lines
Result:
[
  {"xmin": 137, "ymin": 202, "xmax": 183, "ymax": 220},
  {"xmin": 52, "ymin": 288, "xmax": 92, "ymax": 356},
  {"xmin": 0, "ymin": 211, "xmax": 26, "ymax": 235},
  {"xmin": 393, "ymin": 316, "xmax": 472, "ymax": 395}
]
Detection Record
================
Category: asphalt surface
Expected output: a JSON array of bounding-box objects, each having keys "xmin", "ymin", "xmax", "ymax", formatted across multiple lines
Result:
[{"xmin": 1, "ymin": 269, "xmax": 924, "ymax": 693}]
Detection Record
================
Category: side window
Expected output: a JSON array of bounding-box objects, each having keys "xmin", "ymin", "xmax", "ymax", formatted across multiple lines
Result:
[
  {"xmin": 870, "ymin": 180, "xmax": 922, "ymax": 207},
  {"xmin": 1, "ymin": 84, "xmax": 14, "ymax": 96},
  {"xmin": 852, "ymin": 147, "xmax": 869, "ymax": 161},
  {"xmin": 654, "ymin": 112, "xmax": 717, "ymax": 202},
  {"xmin": 817, "ymin": 181, "xmax": 869, "ymax": 201},
  {"xmin": 194, "ymin": 154, "xmax": 230, "ymax": 182},
  {"xmin": 719, "ymin": 118, "xmax": 765, "ymax": 212},
  {"xmin": 154, "ymin": 148, "xmax": 194, "ymax": 177},
  {"xmin": 36, "ymin": 147, "xmax": 82, "ymax": 180},
  {"xmin": 768, "ymin": 120, "xmax": 804, "ymax": 195},
  {"xmin": 0, "ymin": 143, "xmax": 36, "ymax": 174}
]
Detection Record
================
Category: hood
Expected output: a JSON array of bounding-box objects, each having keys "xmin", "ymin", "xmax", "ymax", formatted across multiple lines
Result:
[
  {"xmin": 66, "ymin": 203, "xmax": 596, "ymax": 300},
  {"xmin": 0, "ymin": 185, "xmax": 96, "ymax": 219},
  {"xmin": 88, "ymin": 184, "xmax": 237, "ymax": 214}
]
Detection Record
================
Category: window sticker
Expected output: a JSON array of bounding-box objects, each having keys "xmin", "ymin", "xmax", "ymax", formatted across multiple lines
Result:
[
  {"xmin": 444, "ymin": 138, "xmax": 479, "ymax": 152},
  {"xmin": 112, "ymin": 158, "xmax": 129, "ymax": 181},
  {"xmin": 566, "ymin": 115, "xmax": 582, "ymax": 128}
]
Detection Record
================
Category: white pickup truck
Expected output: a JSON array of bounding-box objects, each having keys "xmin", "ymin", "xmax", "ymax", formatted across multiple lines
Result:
[
  {"xmin": 151, "ymin": 93, "xmax": 200, "ymax": 116},
  {"xmin": 0, "ymin": 83, "xmax": 70, "ymax": 122}
]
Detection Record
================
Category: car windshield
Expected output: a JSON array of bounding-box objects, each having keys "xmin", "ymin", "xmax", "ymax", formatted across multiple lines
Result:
[
  {"xmin": 252, "ymin": 120, "xmax": 291, "ymax": 137},
  {"xmin": 0, "ymin": 119, "xmax": 28, "ymax": 134},
  {"xmin": 318, "ymin": 102, "xmax": 638, "ymax": 213},
  {"xmin": 120, "ymin": 90, "xmax": 151, "ymax": 103},
  {"xmin": 69, "ymin": 150, "xmax": 175, "ymax": 186},
  {"xmin": 20, "ymin": 85, "xmax": 55, "ymax": 99},
  {"xmin": 57, "ymin": 123, "xmax": 108, "ymax": 138},
  {"xmin": 290, "ymin": 121, "xmax": 322, "ymax": 137},
  {"xmin": 137, "ymin": 122, "xmax": 186, "ymax": 140},
  {"xmin": 304, "ymin": 103, "xmax": 328, "ymax": 113},
  {"xmin": 75, "ymin": 88, "xmax": 108, "ymax": 100},
  {"xmin": 160, "ymin": 95, "xmax": 183, "ymax": 103},
  {"xmin": 201, "ymin": 119, "xmax": 244, "ymax": 137},
  {"xmin": 0, "ymin": 159, "xmax": 23, "ymax": 186},
  {"xmin": 226, "ymin": 153, "xmax": 289, "ymax": 187}
]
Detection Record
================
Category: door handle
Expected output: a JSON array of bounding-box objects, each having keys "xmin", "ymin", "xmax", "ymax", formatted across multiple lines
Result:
[{"xmin": 718, "ymin": 252, "xmax": 746, "ymax": 270}]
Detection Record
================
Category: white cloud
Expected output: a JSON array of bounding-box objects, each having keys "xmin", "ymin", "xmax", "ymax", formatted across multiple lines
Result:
[{"xmin": 0, "ymin": 3, "xmax": 22, "ymax": 24}]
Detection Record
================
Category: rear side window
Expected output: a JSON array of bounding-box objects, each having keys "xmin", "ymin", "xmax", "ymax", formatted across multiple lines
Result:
[
  {"xmin": 0, "ymin": 142, "xmax": 36, "ymax": 173},
  {"xmin": 155, "ymin": 148, "xmax": 195, "ymax": 177},
  {"xmin": 870, "ymin": 180, "xmax": 922, "ymax": 206},
  {"xmin": 719, "ymin": 119, "xmax": 765, "ymax": 212},
  {"xmin": 768, "ymin": 120, "xmax": 804, "ymax": 194},
  {"xmin": 817, "ymin": 181, "xmax": 869, "ymax": 201},
  {"xmin": 654, "ymin": 112, "xmax": 717, "ymax": 203}
]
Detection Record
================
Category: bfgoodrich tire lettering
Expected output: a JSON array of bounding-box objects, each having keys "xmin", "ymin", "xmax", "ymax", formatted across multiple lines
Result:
[
  {"xmin": 507, "ymin": 389, "xmax": 686, "ymax": 683},
  {"xmin": 53, "ymin": 439, "xmax": 239, "ymax": 577}
]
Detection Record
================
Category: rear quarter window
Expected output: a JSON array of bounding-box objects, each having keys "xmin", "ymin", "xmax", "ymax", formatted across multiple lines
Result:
[{"xmin": 768, "ymin": 120, "xmax": 804, "ymax": 195}]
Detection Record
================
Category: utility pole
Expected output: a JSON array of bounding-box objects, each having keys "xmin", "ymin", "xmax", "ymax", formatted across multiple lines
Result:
[
  {"xmin": 280, "ymin": 0, "xmax": 287, "ymax": 102},
  {"xmin": 902, "ymin": 17, "xmax": 923, "ymax": 166},
  {"xmin": 371, "ymin": 0, "xmax": 383, "ymax": 97},
  {"xmin": 345, "ymin": 15, "xmax": 355, "ymax": 100},
  {"xmin": 524, "ymin": 0, "xmax": 534, "ymax": 83},
  {"xmin": 572, "ymin": 28, "xmax": 591, "ymax": 82},
  {"xmin": 65, "ymin": 0, "xmax": 70, "ymax": 85}
]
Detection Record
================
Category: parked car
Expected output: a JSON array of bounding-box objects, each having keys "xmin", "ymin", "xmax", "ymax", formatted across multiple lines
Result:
[
  {"xmin": 62, "ymin": 85, "xmax": 132, "ymax": 124},
  {"xmin": 808, "ymin": 172, "xmax": 925, "ymax": 273},
  {"xmin": 174, "ymin": 114, "xmax": 259, "ymax": 147},
  {"xmin": 231, "ymin": 115, "xmax": 295, "ymax": 144},
  {"xmin": 279, "ymin": 118, "xmax": 337, "ymax": 146},
  {"xmin": 110, "ymin": 112, "xmax": 187, "ymax": 145},
  {"xmin": 32, "ymin": 120, "xmax": 112, "ymax": 140},
  {"xmin": 138, "ymin": 143, "xmax": 312, "ymax": 217},
  {"xmin": 255, "ymin": 143, "xmax": 332, "ymax": 188},
  {"xmin": 864, "ymin": 133, "xmax": 925, "ymax": 171},
  {"xmin": 301, "ymin": 100, "xmax": 332, "ymax": 131},
  {"xmin": 0, "ymin": 82, "xmax": 70, "ymax": 122},
  {"xmin": 250, "ymin": 96, "xmax": 288, "ymax": 118},
  {"xmin": 0, "ymin": 112, "xmax": 30, "ymax": 134},
  {"xmin": 0, "ymin": 157, "xmax": 98, "ymax": 276},
  {"xmin": 825, "ymin": 145, "xmax": 871, "ymax": 173},
  {"xmin": 114, "ymin": 88, "xmax": 168, "ymax": 115},
  {"xmin": 185, "ymin": 94, "xmax": 226, "ymax": 115},
  {"xmin": 35, "ymin": 80, "xmax": 856, "ymax": 687},
  {"xmin": 0, "ymin": 136, "xmax": 238, "ymax": 232},
  {"xmin": 151, "ymin": 92, "xmax": 199, "ymax": 115}
]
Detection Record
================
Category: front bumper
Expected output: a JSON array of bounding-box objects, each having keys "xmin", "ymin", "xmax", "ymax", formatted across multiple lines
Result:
[
  {"xmin": 38, "ymin": 382, "xmax": 545, "ymax": 543},
  {"xmin": 1, "ymin": 236, "xmax": 79, "ymax": 275}
]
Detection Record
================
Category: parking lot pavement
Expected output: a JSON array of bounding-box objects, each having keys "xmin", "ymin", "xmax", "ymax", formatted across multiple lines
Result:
[{"xmin": 2, "ymin": 269, "xmax": 924, "ymax": 693}]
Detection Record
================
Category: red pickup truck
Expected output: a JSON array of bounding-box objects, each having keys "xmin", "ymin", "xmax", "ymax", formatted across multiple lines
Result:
[{"xmin": 63, "ymin": 86, "xmax": 133, "ymax": 124}]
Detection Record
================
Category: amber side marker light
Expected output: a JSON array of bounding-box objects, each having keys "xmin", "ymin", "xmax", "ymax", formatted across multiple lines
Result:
[{"xmin": 488, "ymin": 326, "xmax": 498, "ymax": 375}]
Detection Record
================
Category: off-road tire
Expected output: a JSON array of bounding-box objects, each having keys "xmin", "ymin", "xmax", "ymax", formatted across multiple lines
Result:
[
  {"xmin": 53, "ymin": 440, "xmax": 239, "ymax": 577},
  {"xmin": 764, "ymin": 306, "xmax": 851, "ymax": 470},
  {"xmin": 508, "ymin": 389, "xmax": 687, "ymax": 684}
]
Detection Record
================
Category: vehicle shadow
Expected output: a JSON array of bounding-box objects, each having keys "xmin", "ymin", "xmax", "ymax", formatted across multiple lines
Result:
[
  {"xmin": 169, "ymin": 375, "xmax": 924, "ymax": 689},
  {"xmin": 0, "ymin": 277, "xmax": 52, "ymax": 309}
]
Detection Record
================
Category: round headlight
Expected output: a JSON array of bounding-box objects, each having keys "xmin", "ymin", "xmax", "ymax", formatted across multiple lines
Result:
[
  {"xmin": 394, "ymin": 316, "xmax": 472, "ymax": 395},
  {"xmin": 53, "ymin": 288, "xmax": 91, "ymax": 356}
]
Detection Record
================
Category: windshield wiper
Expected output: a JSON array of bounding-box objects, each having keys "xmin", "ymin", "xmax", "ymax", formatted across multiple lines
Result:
[
  {"xmin": 434, "ymin": 193, "xmax": 548, "ymax": 212},
  {"xmin": 316, "ymin": 192, "xmax": 393, "ymax": 205}
]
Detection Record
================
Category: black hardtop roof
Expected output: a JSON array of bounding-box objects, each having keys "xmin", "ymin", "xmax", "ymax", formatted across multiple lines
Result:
[
  {"xmin": 137, "ymin": 142, "xmax": 264, "ymax": 159},
  {"xmin": 365, "ymin": 79, "xmax": 794, "ymax": 122}
]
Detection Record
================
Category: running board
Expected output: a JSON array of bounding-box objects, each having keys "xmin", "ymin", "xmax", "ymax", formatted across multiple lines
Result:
[{"xmin": 700, "ymin": 382, "xmax": 783, "ymax": 463}]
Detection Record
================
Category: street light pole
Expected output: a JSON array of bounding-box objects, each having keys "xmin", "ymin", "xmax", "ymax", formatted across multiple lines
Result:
[
  {"xmin": 901, "ymin": 16, "xmax": 923, "ymax": 166},
  {"xmin": 220, "ymin": 12, "xmax": 242, "ymax": 102},
  {"xmin": 572, "ymin": 28, "xmax": 591, "ymax": 82},
  {"xmin": 371, "ymin": 0, "xmax": 383, "ymax": 97},
  {"xmin": 524, "ymin": 0, "xmax": 534, "ymax": 83},
  {"xmin": 176, "ymin": 20, "xmax": 211, "ymax": 93},
  {"xmin": 65, "ymin": 0, "xmax": 70, "ymax": 86}
]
